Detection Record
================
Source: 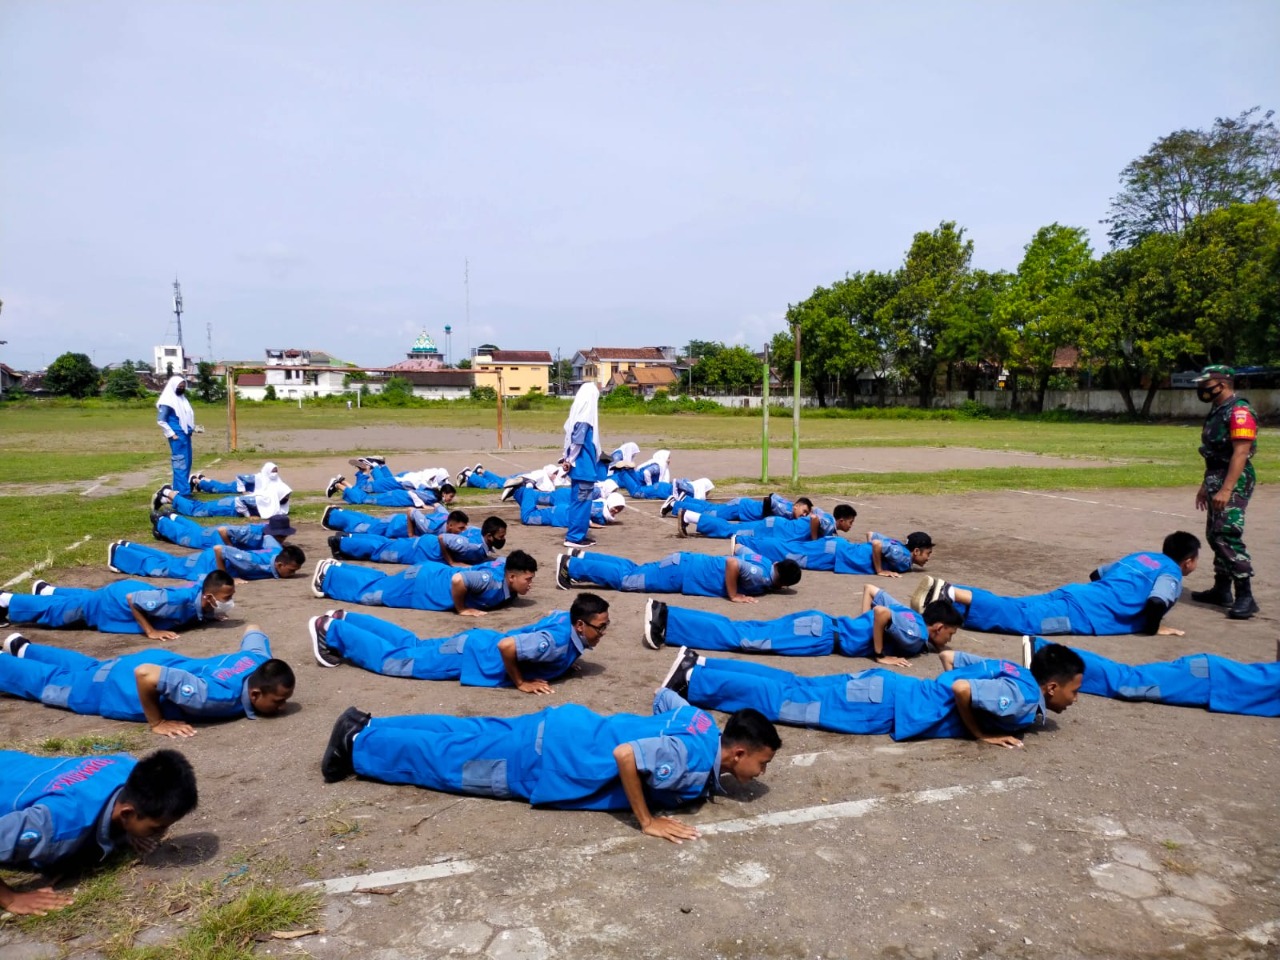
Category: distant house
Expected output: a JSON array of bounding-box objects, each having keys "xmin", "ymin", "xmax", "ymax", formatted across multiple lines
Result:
[
  {"xmin": 0, "ymin": 363, "xmax": 23, "ymax": 395},
  {"xmin": 610, "ymin": 364, "xmax": 679, "ymax": 398},
  {"xmin": 387, "ymin": 369, "xmax": 474, "ymax": 400},
  {"xmin": 252, "ymin": 348, "xmax": 353, "ymax": 399},
  {"xmin": 572, "ymin": 347, "xmax": 678, "ymax": 392},
  {"xmin": 472, "ymin": 348, "xmax": 553, "ymax": 396}
]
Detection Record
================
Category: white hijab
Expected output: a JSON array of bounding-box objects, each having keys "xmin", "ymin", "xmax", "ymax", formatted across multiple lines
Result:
[
  {"xmin": 638, "ymin": 449, "xmax": 672, "ymax": 483},
  {"xmin": 614, "ymin": 442, "xmax": 639, "ymax": 464},
  {"xmin": 563, "ymin": 383, "xmax": 601, "ymax": 462},
  {"xmin": 690, "ymin": 478, "xmax": 715, "ymax": 500},
  {"xmin": 252, "ymin": 461, "xmax": 292, "ymax": 519},
  {"xmin": 157, "ymin": 375, "xmax": 195, "ymax": 433}
]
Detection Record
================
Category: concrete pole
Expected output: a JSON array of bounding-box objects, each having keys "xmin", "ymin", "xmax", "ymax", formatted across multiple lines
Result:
[
  {"xmin": 761, "ymin": 343, "xmax": 770, "ymax": 483},
  {"xmin": 791, "ymin": 323, "xmax": 802, "ymax": 485}
]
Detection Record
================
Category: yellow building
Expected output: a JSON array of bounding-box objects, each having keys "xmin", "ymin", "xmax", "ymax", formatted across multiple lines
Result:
[
  {"xmin": 471, "ymin": 349, "xmax": 553, "ymax": 396},
  {"xmin": 571, "ymin": 347, "xmax": 677, "ymax": 392}
]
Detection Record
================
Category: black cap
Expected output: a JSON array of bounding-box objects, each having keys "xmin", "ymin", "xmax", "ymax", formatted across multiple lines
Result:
[{"xmin": 905, "ymin": 532, "xmax": 933, "ymax": 550}]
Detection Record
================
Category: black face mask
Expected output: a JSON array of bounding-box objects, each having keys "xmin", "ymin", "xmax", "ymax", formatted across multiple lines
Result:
[
  {"xmin": 176, "ymin": 384, "xmax": 186, "ymax": 395},
  {"xmin": 1197, "ymin": 384, "xmax": 1223, "ymax": 403},
  {"xmin": 491, "ymin": 538, "xmax": 507, "ymax": 550}
]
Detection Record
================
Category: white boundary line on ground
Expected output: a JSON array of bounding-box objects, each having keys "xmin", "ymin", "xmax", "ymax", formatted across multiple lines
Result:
[
  {"xmin": 2, "ymin": 535, "xmax": 93, "ymax": 589},
  {"xmin": 1013, "ymin": 490, "xmax": 1192, "ymax": 519},
  {"xmin": 306, "ymin": 775, "xmax": 1035, "ymax": 895}
]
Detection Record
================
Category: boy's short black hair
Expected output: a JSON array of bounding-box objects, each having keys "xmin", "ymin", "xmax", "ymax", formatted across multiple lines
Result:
[
  {"xmin": 438, "ymin": 483, "xmax": 457, "ymax": 496},
  {"xmin": 201, "ymin": 569, "xmax": 235, "ymax": 594},
  {"xmin": 569, "ymin": 592, "xmax": 609, "ymax": 624},
  {"xmin": 794, "ymin": 497, "xmax": 813, "ymax": 509},
  {"xmin": 505, "ymin": 550, "xmax": 538, "ymax": 574},
  {"xmin": 833, "ymin": 504, "xmax": 857, "ymax": 521},
  {"xmin": 723, "ymin": 708, "xmax": 782, "ymax": 751},
  {"xmin": 906, "ymin": 532, "xmax": 934, "ymax": 551},
  {"xmin": 773, "ymin": 559, "xmax": 803, "ymax": 587},
  {"xmin": 922, "ymin": 599, "xmax": 963, "ymax": 627},
  {"xmin": 120, "ymin": 749, "xmax": 199, "ymax": 822},
  {"xmin": 277, "ymin": 544, "xmax": 306, "ymax": 567},
  {"xmin": 1030, "ymin": 642, "xmax": 1085, "ymax": 686},
  {"xmin": 481, "ymin": 516, "xmax": 508, "ymax": 537},
  {"xmin": 1162, "ymin": 531, "xmax": 1201, "ymax": 564},
  {"xmin": 447, "ymin": 510, "xmax": 469, "ymax": 525},
  {"xmin": 247, "ymin": 658, "xmax": 296, "ymax": 693}
]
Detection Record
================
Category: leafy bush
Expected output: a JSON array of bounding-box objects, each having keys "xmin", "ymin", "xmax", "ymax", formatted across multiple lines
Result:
[{"xmin": 470, "ymin": 386, "xmax": 497, "ymax": 402}]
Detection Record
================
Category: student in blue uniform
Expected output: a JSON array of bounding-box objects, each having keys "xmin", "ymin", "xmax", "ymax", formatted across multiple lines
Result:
[
  {"xmin": 556, "ymin": 548, "xmax": 802, "ymax": 603},
  {"xmin": 457, "ymin": 463, "xmax": 509, "ymax": 489},
  {"xmin": 321, "ymin": 504, "xmax": 459, "ymax": 538},
  {"xmin": 325, "ymin": 476, "xmax": 456, "ymax": 509},
  {"xmin": 328, "ymin": 517, "xmax": 506, "ymax": 567},
  {"xmin": 677, "ymin": 504, "xmax": 856, "ymax": 541},
  {"xmin": 310, "ymin": 552, "xmax": 537, "ymax": 616},
  {"xmin": 189, "ymin": 470, "xmax": 256, "ymax": 494},
  {"xmin": 155, "ymin": 462, "xmax": 291, "ymax": 520},
  {"xmin": 737, "ymin": 531, "xmax": 934, "ymax": 578},
  {"xmin": 0, "ymin": 625, "xmax": 295, "ymax": 736},
  {"xmin": 107, "ymin": 540, "xmax": 305, "ymax": 582},
  {"xmin": 155, "ymin": 376, "xmax": 198, "ymax": 495},
  {"xmin": 0, "ymin": 570, "xmax": 236, "ymax": 640},
  {"xmin": 309, "ymin": 593, "xmax": 610, "ymax": 693},
  {"xmin": 666, "ymin": 641, "xmax": 1084, "ymax": 749},
  {"xmin": 561, "ymin": 382, "xmax": 607, "ymax": 549},
  {"xmin": 514, "ymin": 484, "xmax": 625, "ymax": 530},
  {"xmin": 151, "ymin": 511, "xmax": 296, "ymax": 551},
  {"xmin": 320, "ymin": 689, "xmax": 781, "ymax": 844},
  {"xmin": 642, "ymin": 584, "xmax": 962, "ymax": 664},
  {"xmin": 914, "ymin": 531, "xmax": 1201, "ymax": 638},
  {"xmin": 0, "ymin": 748, "xmax": 198, "ymax": 915},
  {"xmin": 1024, "ymin": 636, "xmax": 1280, "ymax": 717},
  {"xmin": 666, "ymin": 492, "xmax": 809, "ymax": 523}
]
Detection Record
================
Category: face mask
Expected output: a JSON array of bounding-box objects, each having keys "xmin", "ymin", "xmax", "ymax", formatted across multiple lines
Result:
[
  {"xmin": 176, "ymin": 384, "xmax": 186, "ymax": 395},
  {"xmin": 1196, "ymin": 384, "xmax": 1221, "ymax": 403},
  {"xmin": 211, "ymin": 598, "xmax": 235, "ymax": 616},
  {"xmin": 491, "ymin": 538, "xmax": 507, "ymax": 550}
]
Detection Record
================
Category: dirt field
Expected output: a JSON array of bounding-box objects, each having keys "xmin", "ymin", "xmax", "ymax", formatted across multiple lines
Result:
[{"xmin": 2, "ymin": 442, "xmax": 1277, "ymax": 960}]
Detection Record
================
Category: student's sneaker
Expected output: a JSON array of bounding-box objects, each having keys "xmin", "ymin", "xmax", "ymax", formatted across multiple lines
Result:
[
  {"xmin": 925, "ymin": 578, "xmax": 951, "ymax": 607},
  {"xmin": 309, "ymin": 615, "xmax": 343, "ymax": 668},
  {"xmin": 500, "ymin": 477, "xmax": 524, "ymax": 502},
  {"xmin": 659, "ymin": 646, "xmax": 698, "ymax": 699},
  {"xmin": 456, "ymin": 468, "xmax": 471, "ymax": 486},
  {"xmin": 188, "ymin": 472, "xmax": 204, "ymax": 489},
  {"xmin": 320, "ymin": 505, "xmax": 338, "ymax": 529},
  {"xmin": 563, "ymin": 537, "xmax": 596, "ymax": 549},
  {"xmin": 910, "ymin": 576, "xmax": 935, "ymax": 613},
  {"xmin": 676, "ymin": 512, "xmax": 689, "ymax": 538},
  {"xmin": 643, "ymin": 598, "xmax": 668, "ymax": 650},
  {"xmin": 107, "ymin": 541, "xmax": 126, "ymax": 574},
  {"xmin": 149, "ymin": 509, "xmax": 166, "ymax": 540},
  {"xmin": 565, "ymin": 546, "xmax": 586, "ymax": 559},
  {"xmin": 555, "ymin": 554, "xmax": 573, "ymax": 591},
  {"xmin": 363, "ymin": 455, "xmax": 386, "ymax": 466},
  {"xmin": 0, "ymin": 593, "xmax": 11, "ymax": 624},
  {"xmin": 151, "ymin": 486, "xmax": 172, "ymax": 511},
  {"xmin": 1020, "ymin": 636, "xmax": 1034, "ymax": 669},
  {"xmin": 321, "ymin": 706, "xmax": 372, "ymax": 783},
  {"xmin": 311, "ymin": 559, "xmax": 337, "ymax": 598},
  {"xmin": 32, "ymin": 580, "xmax": 54, "ymax": 596},
  {"xmin": 325, "ymin": 475, "xmax": 345, "ymax": 498},
  {"xmin": 347, "ymin": 458, "xmax": 373, "ymax": 471},
  {"xmin": 660, "ymin": 496, "xmax": 677, "ymax": 518},
  {"xmin": 2, "ymin": 632, "xmax": 29, "ymax": 658}
]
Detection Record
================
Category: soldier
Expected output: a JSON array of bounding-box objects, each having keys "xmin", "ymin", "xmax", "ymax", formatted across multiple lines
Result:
[{"xmin": 1189, "ymin": 366, "xmax": 1260, "ymax": 620}]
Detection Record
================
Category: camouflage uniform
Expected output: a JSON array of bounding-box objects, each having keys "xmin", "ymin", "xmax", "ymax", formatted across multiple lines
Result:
[{"xmin": 1199, "ymin": 395, "xmax": 1258, "ymax": 580}]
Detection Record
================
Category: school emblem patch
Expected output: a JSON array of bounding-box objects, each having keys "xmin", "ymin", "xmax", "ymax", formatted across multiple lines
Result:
[
  {"xmin": 180, "ymin": 684, "xmax": 195, "ymax": 697},
  {"xmin": 538, "ymin": 639, "xmax": 550, "ymax": 652},
  {"xmin": 655, "ymin": 763, "xmax": 673, "ymax": 782},
  {"xmin": 999, "ymin": 696, "xmax": 1011, "ymax": 710},
  {"xmin": 18, "ymin": 829, "xmax": 40, "ymax": 847}
]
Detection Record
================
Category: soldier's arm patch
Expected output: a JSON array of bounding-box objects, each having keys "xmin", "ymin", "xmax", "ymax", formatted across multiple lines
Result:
[{"xmin": 1228, "ymin": 407, "xmax": 1257, "ymax": 441}]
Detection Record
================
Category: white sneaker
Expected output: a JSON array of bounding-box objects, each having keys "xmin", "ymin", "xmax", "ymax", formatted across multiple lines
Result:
[
  {"xmin": 910, "ymin": 576, "xmax": 935, "ymax": 613},
  {"xmin": 32, "ymin": 580, "xmax": 54, "ymax": 596},
  {"xmin": 311, "ymin": 558, "xmax": 336, "ymax": 598}
]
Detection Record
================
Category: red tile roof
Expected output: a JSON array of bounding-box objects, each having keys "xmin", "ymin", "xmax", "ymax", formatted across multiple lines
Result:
[
  {"xmin": 485, "ymin": 350, "xmax": 553, "ymax": 364},
  {"xmin": 579, "ymin": 347, "xmax": 670, "ymax": 362}
]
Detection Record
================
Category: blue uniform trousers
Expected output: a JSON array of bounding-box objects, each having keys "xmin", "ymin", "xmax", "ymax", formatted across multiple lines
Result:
[
  {"xmin": 194, "ymin": 474, "xmax": 253, "ymax": 494},
  {"xmin": 171, "ymin": 492, "xmax": 253, "ymax": 518},
  {"xmin": 321, "ymin": 562, "xmax": 457, "ymax": 611},
  {"xmin": 111, "ymin": 542, "xmax": 212, "ymax": 579},
  {"xmin": 960, "ymin": 586, "xmax": 1088, "ymax": 636},
  {"xmin": 327, "ymin": 613, "xmax": 477, "ymax": 680},
  {"xmin": 156, "ymin": 515, "xmax": 264, "ymax": 550},
  {"xmin": 465, "ymin": 471, "xmax": 507, "ymax": 489},
  {"xmin": 664, "ymin": 606, "xmax": 876, "ymax": 656},
  {"xmin": 0, "ymin": 645, "xmax": 188, "ymax": 721},
  {"xmin": 342, "ymin": 486, "xmax": 421, "ymax": 508},
  {"xmin": 324, "ymin": 509, "xmax": 411, "ymax": 537},
  {"xmin": 1031, "ymin": 638, "xmax": 1280, "ymax": 717},
  {"xmin": 568, "ymin": 553, "xmax": 681, "ymax": 594},
  {"xmin": 167, "ymin": 432, "xmax": 193, "ymax": 494},
  {"xmin": 337, "ymin": 534, "xmax": 445, "ymax": 565},
  {"xmin": 565, "ymin": 481, "xmax": 594, "ymax": 544}
]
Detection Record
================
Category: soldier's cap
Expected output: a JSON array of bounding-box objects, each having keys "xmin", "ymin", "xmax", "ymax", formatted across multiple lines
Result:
[
  {"xmin": 906, "ymin": 532, "xmax": 934, "ymax": 550},
  {"xmin": 1193, "ymin": 365, "xmax": 1234, "ymax": 383}
]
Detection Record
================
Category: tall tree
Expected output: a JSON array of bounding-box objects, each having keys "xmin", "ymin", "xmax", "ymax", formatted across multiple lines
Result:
[
  {"xmin": 696, "ymin": 345, "xmax": 763, "ymax": 391},
  {"xmin": 938, "ymin": 269, "xmax": 1016, "ymax": 399},
  {"xmin": 102, "ymin": 361, "xmax": 146, "ymax": 400},
  {"xmin": 883, "ymin": 222, "xmax": 973, "ymax": 407},
  {"xmin": 195, "ymin": 361, "xmax": 226, "ymax": 404},
  {"xmin": 1105, "ymin": 107, "xmax": 1280, "ymax": 247},
  {"xmin": 44, "ymin": 352, "xmax": 100, "ymax": 398},
  {"xmin": 1000, "ymin": 224, "xmax": 1095, "ymax": 411}
]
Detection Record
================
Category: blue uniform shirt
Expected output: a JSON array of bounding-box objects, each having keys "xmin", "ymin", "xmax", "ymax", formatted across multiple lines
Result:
[
  {"xmin": 438, "ymin": 532, "xmax": 493, "ymax": 566},
  {"xmin": 870, "ymin": 589, "xmax": 928, "ymax": 655},
  {"xmin": 116, "ymin": 581, "xmax": 205, "ymax": 632},
  {"xmin": 868, "ymin": 532, "xmax": 914, "ymax": 574},
  {"xmin": 941, "ymin": 651, "xmax": 1045, "ymax": 733},
  {"xmin": 460, "ymin": 611, "xmax": 587, "ymax": 687},
  {"xmin": 157, "ymin": 405, "xmax": 188, "ymax": 437},
  {"xmin": 215, "ymin": 544, "xmax": 282, "ymax": 579},
  {"xmin": 0, "ymin": 751, "xmax": 136, "ymax": 871}
]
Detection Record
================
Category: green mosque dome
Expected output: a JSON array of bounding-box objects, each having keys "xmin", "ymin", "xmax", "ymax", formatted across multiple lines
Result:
[{"xmin": 411, "ymin": 331, "xmax": 439, "ymax": 354}]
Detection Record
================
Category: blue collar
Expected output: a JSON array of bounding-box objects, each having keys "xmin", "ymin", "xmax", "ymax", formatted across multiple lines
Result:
[
  {"xmin": 569, "ymin": 625, "xmax": 587, "ymax": 656},
  {"xmin": 96, "ymin": 786, "xmax": 125, "ymax": 858},
  {"xmin": 240, "ymin": 681, "xmax": 260, "ymax": 719}
]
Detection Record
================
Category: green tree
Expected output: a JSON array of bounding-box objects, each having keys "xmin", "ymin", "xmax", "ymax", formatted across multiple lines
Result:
[
  {"xmin": 263, "ymin": 385, "xmax": 278, "ymax": 401},
  {"xmin": 102, "ymin": 361, "xmax": 146, "ymax": 400},
  {"xmin": 883, "ymin": 221, "xmax": 973, "ymax": 407},
  {"xmin": 195, "ymin": 361, "xmax": 226, "ymax": 403},
  {"xmin": 696, "ymin": 345, "xmax": 763, "ymax": 391},
  {"xmin": 938, "ymin": 269, "xmax": 1016, "ymax": 399},
  {"xmin": 1106, "ymin": 107, "xmax": 1280, "ymax": 247},
  {"xmin": 470, "ymin": 385, "xmax": 497, "ymax": 402},
  {"xmin": 549, "ymin": 358, "xmax": 573, "ymax": 391},
  {"xmin": 456, "ymin": 357, "xmax": 472, "ymax": 369},
  {"xmin": 45, "ymin": 352, "xmax": 100, "ymax": 398},
  {"xmin": 382, "ymin": 376, "xmax": 415, "ymax": 404},
  {"xmin": 999, "ymin": 224, "xmax": 1094, "ymax": 411}
]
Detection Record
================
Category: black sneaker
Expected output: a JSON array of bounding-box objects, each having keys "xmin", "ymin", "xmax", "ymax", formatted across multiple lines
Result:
[
  {"xmin": 188, "ymin": 472, "xmax": 203, "ymax": 489},
  {"xmin": 660, "ymin": 496, "xmax": 677, "ymax": 518},
  {"xmin": 309, "ymin": 615, "xmax": 342, "ymax": 668},
  {"xmin": 149, "ymin": 509, "xmax": 165, "ymax": 540},
  {"xmin": 325, "ymin": 475, "xmax": 344, "ymax": 498},
  {"xmin": 321, "ymin": 707, "xmax": 372, "ymax": 783},
  {"xmin": 107, "ymin": 541, "xmax": 124, "ymax": 574},
  {"xmin": 328, "ymin": 534, "xmax": 345, "ymax": 559},
  {"xmin": 563, "ymin": 537, "xmax": 596, "ymax": 549},
  {"xmin": 151, "ymin": 486, "xmax": 169, "ymax": 511},
  {"xmin": 643, "ymin": 598, "xmax": 668, "ymax": 650},
  {"xmin": 364, "ymin": 455, "xmax": 386, "ymax": 466},
  {"xmin": 456, "ymin": 468, "xmax": 471, "ymax": 486},
  {"xmin": 347, "ymin": 458, "xmax": 372, "ymax": 471},
  {"xmin": 32, "ymin": 580, "xmax": 54, "ymax": 596},
  {"xmin": 566, "ymin": 546, "xmax": 586, "ymax": 559},
  {"xmin": 659, "ymin": 646, "xmax": 697, "ymax": 699},
  {"xmin": 321, "ymin": 505, "xmax": 337, "ymax": 529},
  {"xmin": 925, "ymin": 578, "xmax": 950, "ymax": 607},
  {"xmin": 311, "ymin": 559, "xmax": 336, "ymax": 598},
  {"xmin": 555, "ymin": 554, "xmax": 573, "ymax": 591},
  {"xmin": 3, "ymin": 632, "xmax": 28, "ymax": 658},
  {"xmin": 500, "ymin": 478, "xmax": 523, "ymax": 502}
]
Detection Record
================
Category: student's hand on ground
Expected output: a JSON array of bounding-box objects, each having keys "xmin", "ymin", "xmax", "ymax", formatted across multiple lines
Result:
[
  {"xmin": 151, "ymin": 720, "xmax": 197, "ymax": 738},
  {"xmin": 1156, "ymin": 625, "xmax": 1185, "ymax": 637},
  {"xmin": 517, "ymin": 679, "xmax": 554, "ymax": 695},
  {"xmin": 642, "ymin": 816, "xmax": 701, "ymax": 844},
  {"xmin": 1210, "ymin": 488, "xmax": 1231, "ymax": 511},
  {"xmin": 147, "ymin": 630, "xmax": 180, "ymax": 642},
  {"xmin": 876, "ymin": 570, "xmax": 901, "ymax": 578},
  {"xmin": 1, "ymin": 887, "xmax": 74, "ymax": 916},
  {"xmin": 729, "ymin": 595, "xmax": 758, "ymax": 604},
  {"xmin": 235, "ymin": 579, "xmax": 249, "ymax": 586},
  {"xmin": 457, "ymin": 608, "xmax": 486, "ymax": 617},
  {"xmin": 1195, "ymin": 487, "xmax": 1209, "ymax": 511},
  {"xmin": 981, "ymin": 735, "xmax": 1024, "ymax": 749},
  {"xmin": 129, "ymin": 834, "xmax": 162, "ymax": 855},
  {"xmin": 878, "ymin": 655, "xmax": 912, "ymax": 668}
]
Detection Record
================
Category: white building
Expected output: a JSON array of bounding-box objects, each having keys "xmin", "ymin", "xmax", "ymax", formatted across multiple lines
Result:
[{"xmin": 233, "ymin": 349, "xmax": 353, "ymax": 400}]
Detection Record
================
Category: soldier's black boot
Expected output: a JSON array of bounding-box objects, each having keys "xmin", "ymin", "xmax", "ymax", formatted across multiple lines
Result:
[
  {"xmin": 1227, "ymin": 578, "xmax": 1259, "ymax": 620},
  {"xmin": 1191, "ymin": 574, "xmax": 1233, "ymax": 606}
]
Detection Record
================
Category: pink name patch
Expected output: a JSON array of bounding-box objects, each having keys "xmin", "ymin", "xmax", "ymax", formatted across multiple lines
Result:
[
  {"xmin": 47, "ymin": 757, "xmax": 116, "ymax": 792},
  {"xmin": 213, "ymin": 656, "xmax": 257, "ymax": 681},
  {"xmin": 686, "ymin": 711, "xmax": 714, "ymax": 735}
]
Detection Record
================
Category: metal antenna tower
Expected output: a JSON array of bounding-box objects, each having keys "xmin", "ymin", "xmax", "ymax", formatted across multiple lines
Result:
[
  {"xmin": 206, "ymin": 322, "xmax": 213, "ymax": 363},
  {"xmin": 172, "ymin": 279, "xmax": 185, "ymax": 350},
  {"xmin": 464, "ymin": 258, "xmax": 471, "ymax": 358}
]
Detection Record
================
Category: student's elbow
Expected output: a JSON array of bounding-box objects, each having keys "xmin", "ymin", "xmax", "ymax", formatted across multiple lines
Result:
[{"xmin": 612, "ymin": 743, "xmax": 634, "ymax": 765}]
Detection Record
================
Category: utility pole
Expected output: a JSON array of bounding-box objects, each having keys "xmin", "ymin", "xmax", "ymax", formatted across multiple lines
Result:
[
  {"xmin": 761, "ymin": 342, "xmax": 770, "ymax": 483},
  {"xmin": 173, "ymin": 279, "xmax": 185, "ymax": 352},
  {"xmin": 464, "ymin": 258, "xmax": 471, "ymax": 360},
  {"xmin": 790, "ymin": 320, "xmax": 802, "ymax": 485},
  {"xmin": 206, "ymin": 322, "xmax": 213, "ymax": 365}
]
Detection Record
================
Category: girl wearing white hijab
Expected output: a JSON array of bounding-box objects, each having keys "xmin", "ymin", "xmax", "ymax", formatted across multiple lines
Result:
[
  {"xmin": 156, "ymin": 375, "xmax": 198, "ymax": 493},
  {"xmin": 561, "ymin": 383, "xmax": 603, "ymax": 548},
  {"xmin": 608, "ymin": 441, "xmax": 640, "ymax": 471},
  {"xmin": 250, "ymin": 461, "xmax": 292, "ymax": 519}
]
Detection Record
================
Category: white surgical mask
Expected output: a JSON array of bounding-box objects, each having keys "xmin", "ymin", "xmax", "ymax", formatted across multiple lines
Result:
[{"xmin": 212, "ymin": 598, "xmax": 235, "ymax": 616}]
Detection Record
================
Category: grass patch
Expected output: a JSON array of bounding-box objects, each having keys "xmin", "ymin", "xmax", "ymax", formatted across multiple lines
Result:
[
  {"xmin": 31, "ymin": 731, "xmax": 149, "ymax": 755},
  {"xmin": 3, "ymin": 853, "xmax": 136, "ymax": 940}
]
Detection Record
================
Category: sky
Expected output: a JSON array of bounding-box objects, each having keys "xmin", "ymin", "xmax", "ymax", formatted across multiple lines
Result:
[{"xmin": 1, "ymin": 1, "xmax": 1278, "ymax": 372}]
